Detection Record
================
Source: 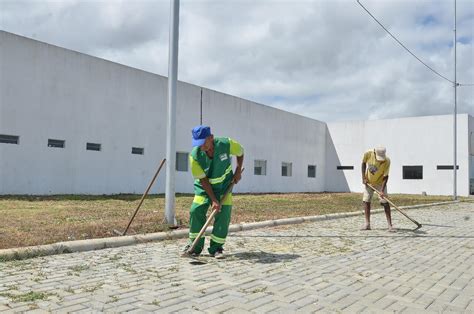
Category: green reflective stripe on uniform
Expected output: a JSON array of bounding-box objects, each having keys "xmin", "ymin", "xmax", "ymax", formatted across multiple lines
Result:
[
  {"xmin": 208, "ymin": 165, "xmax": 232, "ymax": 184},
  {"xmin": 221, "ymin": 193, "xmax": 232, "ymax": 205},
  {"xmin": 189, "ymin": 232, "xmax": 200, "ymax": 239},
  {"xmin": 193, "ymin": 195, "xmax": 207, "ymax": 205},
  {"xmin": 210, "ymin": 234, "xmax": 226, "ymax": 244}
]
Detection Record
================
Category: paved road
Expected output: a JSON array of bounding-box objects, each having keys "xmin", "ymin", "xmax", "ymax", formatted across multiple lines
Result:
[{"xmin": 0, "ymin": 202, "xmax": 473, "ymax": 313}]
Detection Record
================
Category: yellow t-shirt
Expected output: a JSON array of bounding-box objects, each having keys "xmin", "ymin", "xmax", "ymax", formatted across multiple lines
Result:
[{"xmin": 362, "ymin": 150, "xmax": 390, "ymax": 185}]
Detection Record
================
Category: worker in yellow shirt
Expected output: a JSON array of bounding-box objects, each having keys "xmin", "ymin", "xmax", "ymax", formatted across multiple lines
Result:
[{"xmin": 361, "ymin": 147, "xmax": 394, "ymax": 232}]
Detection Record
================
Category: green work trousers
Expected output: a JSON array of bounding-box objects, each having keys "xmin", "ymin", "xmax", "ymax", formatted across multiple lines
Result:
[{"xmin": 188, "ymin": 193, "xmax": 232, "ymax": 255}]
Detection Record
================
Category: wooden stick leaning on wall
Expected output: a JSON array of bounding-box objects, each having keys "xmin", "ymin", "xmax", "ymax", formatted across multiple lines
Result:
[{"xmin": 114, "ymin": 158, "xmax": 166, "ymax": 236}]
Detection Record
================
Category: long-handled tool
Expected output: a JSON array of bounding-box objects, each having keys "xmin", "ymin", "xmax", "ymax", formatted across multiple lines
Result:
[
  {"xmin": 367, "ymin": 183, "xmax": 422, "ymax": 229},
  {"xmin": 114, "ymin": 158, "xmax": 166, "ymax": 236},
  {"xmin": 182, "ymin": 168, "xmax": 244, "ymax": 257}
]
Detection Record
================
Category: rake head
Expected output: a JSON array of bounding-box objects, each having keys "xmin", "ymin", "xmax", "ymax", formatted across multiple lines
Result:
[{"xmin": 180, "ymin": 250, "xmax": 198, "ymax": 258}]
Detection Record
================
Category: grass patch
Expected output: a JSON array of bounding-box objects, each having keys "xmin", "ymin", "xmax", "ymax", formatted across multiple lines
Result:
[
  {"xmin": 108, "ymin": 254, "xmax": 121, "ymax": 262},
  {"xmin": 0, "ymin": 291, "xmax": 51, "ymax": 303},
  {"xmin": 66, "ymin": 264, "xmax": 91, "ymax": 276},
  {"xmin": 4, "ymin": 285, "xmax": 19, "ymax": 291},
  {"xmin": 82, "ymin": 282, "xmax": 104, "ymax": 293},
  {"xmin": 240, "ymin": 286, "xmax": 271, "ymax": 294},
  {"xmin": 106, "ymin": 295, "xmax": 119, "ymax": 304},
  {"xmin": 119, "ymin": 263, "xmax": 137, "ymax": 274},
  {"xmin": 0, "ymin": 192, "xmax": 456, "ymax": 249}
]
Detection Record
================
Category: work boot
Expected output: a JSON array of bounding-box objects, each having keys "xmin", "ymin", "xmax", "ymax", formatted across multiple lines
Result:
[{"xmin": 211, "ymin": 248, "xmax": 225, "ymax": 259}]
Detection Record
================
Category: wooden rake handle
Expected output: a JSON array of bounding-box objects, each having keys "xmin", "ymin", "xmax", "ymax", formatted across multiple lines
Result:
[
  {"xmin": 123, "ymin": 158, "xmax": 166, "ymax": 235},
  {"xmin": 366, "ymin": 183, "xmax": 422, "ymax": 228},
  {"xmin": 186, "ymin": 168, "xmax": 244, "ymax": 254}
]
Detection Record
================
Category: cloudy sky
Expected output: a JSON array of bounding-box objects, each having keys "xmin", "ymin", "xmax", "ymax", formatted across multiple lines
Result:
[{"xmin": 1, "ymin": 0, "xmax": 473, "ymax": 122}]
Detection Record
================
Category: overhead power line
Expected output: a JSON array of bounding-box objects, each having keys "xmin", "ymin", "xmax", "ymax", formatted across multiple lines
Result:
[{"xmin": 357, "ymin": 0, "xmax": 456, "ymax": 84}]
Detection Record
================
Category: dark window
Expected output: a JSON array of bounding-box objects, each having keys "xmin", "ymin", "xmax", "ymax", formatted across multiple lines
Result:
[
  {"xmin": 437, "ymin": 165, "xmax": 459, "ymax": 170},
  {"xmin": 176, "ymin": 152, "xmax": 189, "ymax": 172},
  {"xmin": 403, "ymin": 166, "xmax": 423, "ymax": 179},
  {"xmin": 86, "ymin": 142, "xmax": 101, "ymax": 151},
  {"xmin": 308, "ymin": 165, "xmax": 316, "ymax": 178},
  {"xmin": 254, "ymin": 160, "xmax": 267, "ymax": 176},
  {"xmin": 48, "ymin": 139, "xmax": 65, "ymax": 148},
  {"xmin": 132, "ymin": 147, "xmax": 144, "ymax": 155},
  {"xmin": 0, "ymin": 134, "xmax": 19, "ymax": 144},
  {"xmin": 337, "ymin": 166, "xmax": 354, "ymax": 170},
  {"xmin": 282, "ymin": 162, "xmax": 292, "ymax": 177}
]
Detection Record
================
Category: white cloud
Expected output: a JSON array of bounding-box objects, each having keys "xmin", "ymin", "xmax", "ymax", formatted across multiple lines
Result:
[{"xmin": 0, "ymin": 0, "xmax": 472, "ymax": 122}]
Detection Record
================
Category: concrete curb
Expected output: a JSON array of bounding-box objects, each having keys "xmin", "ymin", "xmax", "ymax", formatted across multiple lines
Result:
[{"xmin": 0, "ymin": 200, "xmax": 458, "ymax": 261}]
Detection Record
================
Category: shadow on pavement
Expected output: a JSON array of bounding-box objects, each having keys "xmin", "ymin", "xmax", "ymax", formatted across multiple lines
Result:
[
  {"xmin": 421, "ymin": 223, "xmax": 454, "ymax": 228},
  {"xmin": 228, "ymin": 251, "xmax": 301, "ymax": 264},
  {"xmin": 395, "ymin": 228, "xmax": 427, "ymax": 234}
]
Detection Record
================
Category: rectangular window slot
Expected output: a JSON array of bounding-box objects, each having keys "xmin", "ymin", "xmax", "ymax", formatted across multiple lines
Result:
[
  {"xmin": 0, "ymin": 134, "xmax": 19, "ymax": 144},
  {"xmin": 176, "ymin": 152, "xmax": 189, "ymax": 172},
  {"xmin": 86, "ymin": 142, "xmax": 101, "ymax": 151},
  {"xmin": 254, "ymin": 160, "xmax": 267, "ymax": 176},
  {"xmin": 437, "ymin": 165, "xmax": 459, "ymax": 170},
  {"xmin": 308, "ymin": 165, "xmax": 316, "ymax": 178},
  {"xmin": 132, "ymin": 147, "xmax": 144, "ymax": 155},
  {"xmin": 282, "ymin": 162, "xmax": 292, "ymax": 177},
  {"xmin": 403, "ymin": 166, "xmax": 423, "ymax": 179},
  {"xmin": 337, "ymin": 166, "xmax": 354, "ymax": 170},
  {"xmin": 48, "ymin": 139, "xmax": 65, "ymax": 148}
]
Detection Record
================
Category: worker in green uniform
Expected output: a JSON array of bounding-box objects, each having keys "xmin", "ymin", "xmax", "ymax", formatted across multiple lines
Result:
[{"xmin": 183, "ymin": 125, "xmax": 244, "ymax": 259}]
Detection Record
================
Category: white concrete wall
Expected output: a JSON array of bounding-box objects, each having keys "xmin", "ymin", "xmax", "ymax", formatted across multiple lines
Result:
[
  {"xmin": 326, "ymin": 114, "xmax": 470, "ymax": 196},
  {"xmin": 0, "ymin": 31, "xmax": 327, "ymax": 195},
  {"xmin": 1, "ymin": 31, "xmax": 167, "ymax": 194},
  {"xmin": 203, "ymin": 92, "xmax": 327, "ymax": 193},
  {"xmin": 1, "ymin": 31, "xmax": 470, "ymax": 196}
]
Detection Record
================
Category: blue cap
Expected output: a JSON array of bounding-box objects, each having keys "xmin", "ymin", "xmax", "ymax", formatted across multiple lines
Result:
[{"xmin": 192, "ymin": 125, "xmax": 211, "ymax": 147}]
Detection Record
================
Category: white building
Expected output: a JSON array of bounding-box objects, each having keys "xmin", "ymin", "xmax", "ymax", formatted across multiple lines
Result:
[
  {"xmin": 1, "ymin": 31, "xmax": 472, "ymax": 196},
  {"xmin": 327, "ymin": 115, "xmax": 474, "ymax": 197}
]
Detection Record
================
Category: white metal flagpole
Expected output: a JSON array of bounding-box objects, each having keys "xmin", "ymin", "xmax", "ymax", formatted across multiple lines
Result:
[
  {"xmin": 165, "ymin": 0, "xmax": 180, "ymax": 225},
  {"xmin": 453, "ymin": 0, "xmax": 457, "ymax": 200}
]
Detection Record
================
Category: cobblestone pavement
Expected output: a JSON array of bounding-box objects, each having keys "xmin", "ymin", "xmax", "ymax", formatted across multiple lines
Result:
[{"xmin": 0, "ymin": 202, "xmax": 473, "ymax": 313}]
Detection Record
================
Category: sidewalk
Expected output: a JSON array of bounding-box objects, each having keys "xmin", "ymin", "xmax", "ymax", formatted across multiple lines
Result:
[{"xmin": 0, "ymin": 202, "xmax": 472, "ymax": 313}]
